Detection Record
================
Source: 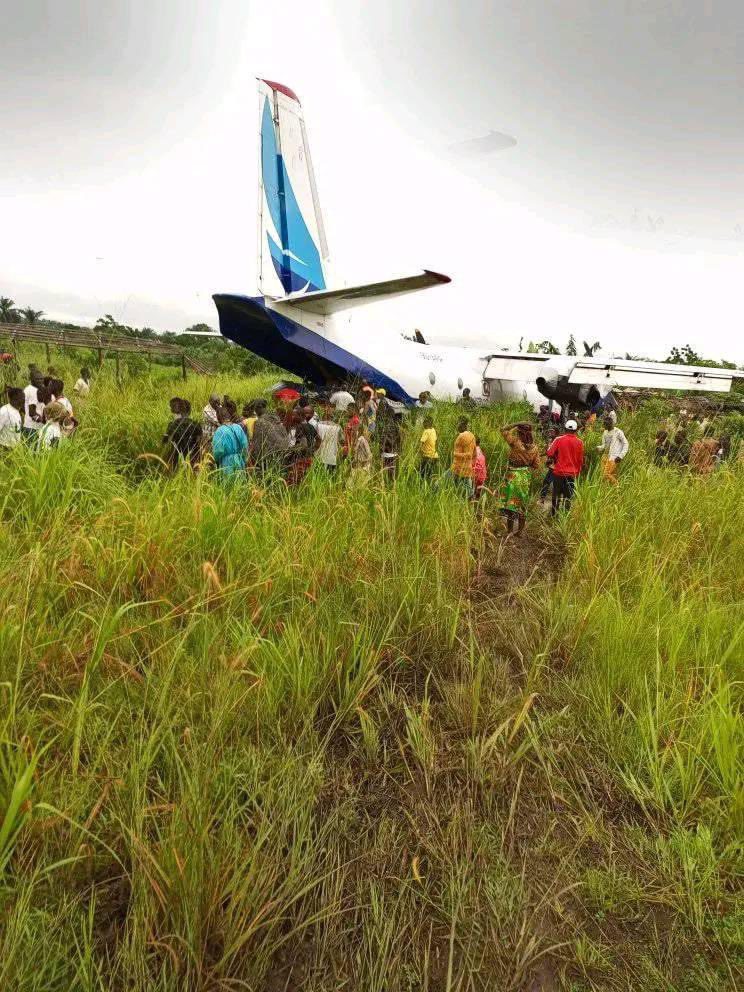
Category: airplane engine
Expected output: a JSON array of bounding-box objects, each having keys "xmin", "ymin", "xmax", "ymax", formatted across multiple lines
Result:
[{"xmin": 535, "ymin": 366, "xmax": 602, "ymax": 411}]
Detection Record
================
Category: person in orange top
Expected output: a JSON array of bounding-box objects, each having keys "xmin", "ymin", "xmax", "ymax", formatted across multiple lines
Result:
[
  {"xmin": 451, "ymin": 417, "xmax": 476, "ymax": 496},
  {"xmin": 688, "ymin": 436, "xmax": 720, "ymax": 475},
  {"xmin": 499, "ymin": 422, "xmax": 542, "ymax": 534}
]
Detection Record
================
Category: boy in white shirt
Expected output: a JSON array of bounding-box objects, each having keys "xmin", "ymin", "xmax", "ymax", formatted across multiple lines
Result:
[
  {"xmin": 73, "ymin": 367, "xmax": 91, "ymax": 397},
  {"xmin": 0, "ymin": 387, "xmax": 24, "ymax": 448},
  {"xmin": 23, "ymin": 370, "xmax": 45, "ymax": 435}
]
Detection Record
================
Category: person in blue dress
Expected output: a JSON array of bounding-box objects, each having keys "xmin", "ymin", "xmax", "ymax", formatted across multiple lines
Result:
[{"xmin": 212, "ymin": 406, "xmax": 247, "ymax": 481}]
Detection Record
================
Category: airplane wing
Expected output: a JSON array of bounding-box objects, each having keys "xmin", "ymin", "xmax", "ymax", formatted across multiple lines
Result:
[
  {"xmin": 276, "ymin": 270, "xmax": 451, "ymax": 315},
  {"xmin": 483, "ymin": 353, "xmax": 734, "ymax": 393},
  {"xmin": 568, "ymin": 358, "xmax": 734, "ymax": 393}
]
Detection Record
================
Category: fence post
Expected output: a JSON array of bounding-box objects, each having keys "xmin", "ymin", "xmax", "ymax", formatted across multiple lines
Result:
[
  {"xmin": 98, "ymin": 348, "xmax": 103, "ymax": 368},
  {"xmin": 45, "ymin": 342, "xmax": 51, "ymax": 364},
  {"xmin": 115, "ymin": 351, "xmax": 121, "ymax": 386},
  {"xmin": 181, "ymin": 354, "xmax": 187, "ymax": 381}
]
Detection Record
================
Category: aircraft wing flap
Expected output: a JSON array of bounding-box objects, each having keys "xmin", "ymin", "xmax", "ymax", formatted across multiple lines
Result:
[
  {"xmin": 568, "ymin": 360, "xmax": 733, "ymax": 393},
  {"xmin": 277, "ymin": 270, "xmax": 451, "ymax": 315},
  {"xmin": 482, "ymin": 354, "xmax": 553, "ymax": 381}
]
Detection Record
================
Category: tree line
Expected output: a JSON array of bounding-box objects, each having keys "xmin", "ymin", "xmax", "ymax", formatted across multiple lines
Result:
[{"xmin": 2, "ymin": 293, "xmax": 740, "ymax": 380}]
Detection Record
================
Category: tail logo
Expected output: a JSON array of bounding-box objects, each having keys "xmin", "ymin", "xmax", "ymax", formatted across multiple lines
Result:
[{"xmin": 261, "ymin": 99, "xmax": 325, "ymax": 294}]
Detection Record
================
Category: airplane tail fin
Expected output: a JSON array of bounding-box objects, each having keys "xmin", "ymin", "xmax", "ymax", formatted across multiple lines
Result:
[{"xmin": 257, "ymin": 79, "xmax": 330, "ymax": 298}]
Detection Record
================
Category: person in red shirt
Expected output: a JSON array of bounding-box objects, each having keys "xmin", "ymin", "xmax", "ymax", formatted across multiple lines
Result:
[
  {"xmin": 545, "ymin": 419, "xmax": 584, "ymax": 516},
  {"xmin": 343, "ymin": 402, "xmax": 361, "ymax": 458}
]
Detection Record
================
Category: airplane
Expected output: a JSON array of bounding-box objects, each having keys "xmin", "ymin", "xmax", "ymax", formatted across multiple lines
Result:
[{"xmin": 209, "ymin": 78, "xmax": 736, "ymax": 408}]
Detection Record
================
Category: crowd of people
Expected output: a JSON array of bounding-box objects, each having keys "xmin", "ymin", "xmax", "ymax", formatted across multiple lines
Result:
[
  {"xmin": 653, "ymin": 409, "xmax": 734, "ymax": 475},
  {"xmin": 0, "ymin": 364, "xmax": 89, "ymax": 450},
  {"xmin": 158, "ymin": 382, "xmax": 645, "ymax": 534},
  {"xmin": 1, "ymin": 366, "xmax": 738, "ymax": 535}
]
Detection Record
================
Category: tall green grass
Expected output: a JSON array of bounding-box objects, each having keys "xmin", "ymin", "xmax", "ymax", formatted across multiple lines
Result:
[{"xmin": 0, "ymin": 365, "xmax": 741, "ymax": 990}]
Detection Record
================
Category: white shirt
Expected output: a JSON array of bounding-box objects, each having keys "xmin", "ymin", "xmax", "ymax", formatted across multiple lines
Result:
[
  {"xmin": 23, "ymin": 384, "xmax": 42, "ymax": 430},
  {"xmin": 598, "ymin": 427, "xmax": 629, "ymax": 462},
  {"xmin": 330, "ymin": 390, "xmax": 355, "ymax": 411},
  {"xmin": 54, "ymin": 396, "xmax": 73, "ymax": 415},
  {"xmin": 74, "ymin": 378, "xmax": 90, "ymax": 396},
  {"xmin": 0, "ymin": 404, "xmax": 22, "ymax": 447},
  {"xmin": 316, "ymin": 421, "xmax": 341, "ymax": 465},
  {"xmin": 38, "ymin": 421, "xmax": 62, "ymax": 448}
]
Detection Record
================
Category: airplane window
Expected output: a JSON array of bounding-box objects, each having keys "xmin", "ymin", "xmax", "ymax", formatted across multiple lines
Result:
[
  {"xmin": 457, "ymin": 377, "xmax": 463, "ymax": 390},
  {"xmin": 429, "ymin": 371, "xmax": 436, "ymax": 385}
]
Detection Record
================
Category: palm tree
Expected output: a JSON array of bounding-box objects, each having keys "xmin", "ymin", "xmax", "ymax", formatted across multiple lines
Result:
[
  {"xmin": 583, "ymin": 340, "xmax": 602, "ymax": 357},
  {"xmin": 0, "ymin": 297, "xmax": 19, "ymax": 323},
  {"xmin": 20, "ymin": 307, "xmax": 45, "ymax": 325}
]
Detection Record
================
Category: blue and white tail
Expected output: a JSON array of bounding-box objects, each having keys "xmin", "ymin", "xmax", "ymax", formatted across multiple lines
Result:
[{"xmin": 257, "ymin": 79, "xmax": 330, "ymax": 299}]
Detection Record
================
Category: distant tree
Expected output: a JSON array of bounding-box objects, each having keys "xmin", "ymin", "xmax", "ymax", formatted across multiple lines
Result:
[
  {"xmin": 566, "ymin": 334, "xmax": 577, "ymax": 356},
  {"xmin": 20, "ymin": 307, "xmax": 45, "ymax": 324},
  {"xmin": 526, "ymin": 341, "xmax": 538, "ymax": 353},
  {"xmin": 96, "ymin": 313, "xmax": 136, "ymax": 337},
  {"xmin": 0, "ymin": 297, "xmax": 19, "ymax": 323},
  {"xmin": 182, "ymin": 323, "xmax": 215, "ymax": 336},
  {"xmin": 536, "ymin": 340, "xmax": 560, "ymax": 355},
  {"xmin": 667, "ymin": 344, "xmax": 701, "ymax": 365},
  {"xmin": 583, "ymin": 340, "xmax": 601, "ymax": 357}
]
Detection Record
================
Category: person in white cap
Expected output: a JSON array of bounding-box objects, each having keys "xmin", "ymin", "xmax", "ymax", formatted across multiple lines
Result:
[{"xmin": 545, "ymin": 419, "xmax": 584, "ymax": 515}]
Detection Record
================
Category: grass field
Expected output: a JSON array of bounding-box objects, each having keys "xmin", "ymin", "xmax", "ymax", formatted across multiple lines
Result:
[{"xmin": 0, "ymin": 356, "xmax": 742, "ymax": 991}]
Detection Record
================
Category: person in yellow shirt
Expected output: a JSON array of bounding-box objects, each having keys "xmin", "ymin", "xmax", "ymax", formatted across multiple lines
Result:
[
  {"xmin": 418, "ymin": 415, "xmax": 438, "ymax": 480},
  {"xmin": 451, "ymin": 417, "xmax": 476, "ymax": 495}
]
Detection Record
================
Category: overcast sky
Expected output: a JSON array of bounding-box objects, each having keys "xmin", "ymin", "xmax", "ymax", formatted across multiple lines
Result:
[{"xmin": 2, "ymin": 0, "xmax": 744, "ymax": 360}]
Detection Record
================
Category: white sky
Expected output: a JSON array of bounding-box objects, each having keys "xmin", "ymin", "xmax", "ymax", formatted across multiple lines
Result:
[{"xmin": 2, "ymin": 0, "xmax": 744, "ymax": 362}]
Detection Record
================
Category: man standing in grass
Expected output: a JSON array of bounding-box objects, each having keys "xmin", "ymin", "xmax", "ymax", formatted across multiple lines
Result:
[
  {"xmin": 0, "ymin": 387, "xmax": 24, "ymax": 450},
  {"xmin": 451, "ymin": 417, "xmax": 476, "ymax": 495},
  {"xmin": 329, "ymin": 382, "xmax": 355, "ymax": 412},
  {"xmin": 250, "ymin": 401, "xmax": 290, "ymax": 475},
  {"xmin": 22, "ymin": 367, "xmax": 45, "ymax": 440},
  {"xmin": 202, "ymin": 393, "xmax": 222, "ymax": 445},
  {"xmin": 546, "ymin": 419, "xmax": 583, "ymax": 515},
  {"xmin": 316, "ymin": 409, "xmax": 342, "ymax": 475},
  {"xmin": 286, "ymin": 405, "xmax": 319, "ymax": 485},
  {"xmin": 596, "ymin": 415, "xmax": 629, "ymax": 483},
  {"xmin": 163, "ymin": 397, "xmax": 202, "ymax": 469},
  {"xmin": 418, "ymin": 414, "xmax": 438, "ymax": 480}
]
